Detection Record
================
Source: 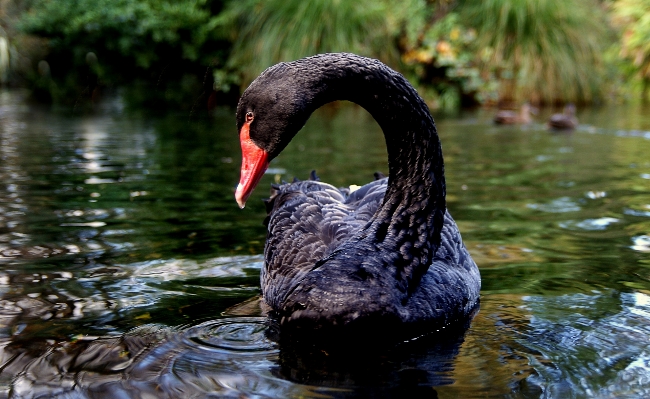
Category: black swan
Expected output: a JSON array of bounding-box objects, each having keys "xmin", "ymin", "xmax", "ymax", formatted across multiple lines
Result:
[
  {"xmin": 548, "ymin": 103, "xmax": 578, "ymax": 130},
  {"xmin": 494, "ymin": 103, "xmax": 533, "ymax": 125},
  {"xmin": 235, "ymin": 53, "xmax": 480, "ymax": 333}
]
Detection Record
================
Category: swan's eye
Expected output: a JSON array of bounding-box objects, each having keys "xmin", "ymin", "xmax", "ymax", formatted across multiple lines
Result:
[{"xmin": 245, "ymin": 112, "xmax": 254, "ymax": 123}]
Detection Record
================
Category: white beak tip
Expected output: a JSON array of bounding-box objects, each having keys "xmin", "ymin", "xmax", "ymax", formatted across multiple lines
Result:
[{"xmin": 235, "ymin": 184, "xmax": 247, "ymax": 209}]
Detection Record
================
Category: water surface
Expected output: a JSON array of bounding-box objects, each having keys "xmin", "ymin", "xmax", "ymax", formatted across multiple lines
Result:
[{"xmin": 0, "ymin": 91, "xmax": 649, "ymax": 397}]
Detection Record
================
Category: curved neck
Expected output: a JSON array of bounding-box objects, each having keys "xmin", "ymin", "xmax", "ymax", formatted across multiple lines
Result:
[
  {"xmin": 295, "ymin": 54, "xmax": 445, "ymax": 239},
  {"xmin": 285, "ymin": 54, "xmax": 447, "ymax": 284}
]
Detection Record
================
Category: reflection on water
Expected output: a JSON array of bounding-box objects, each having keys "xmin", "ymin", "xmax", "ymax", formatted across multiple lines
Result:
[
  {"xmin": 0, "ymin": 91, "xmax": 649, "ymax": 397},
  {"xmin": 0, "ymin": 315, "xmax": 467, "ymax": 398}
]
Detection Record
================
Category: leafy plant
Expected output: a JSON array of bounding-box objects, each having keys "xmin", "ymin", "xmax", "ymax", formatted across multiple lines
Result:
[
  {"xmin": 613, "ymin": 0, "xmax": 650, "ymax": 101},
  {"xmin": 401, "ymin": 10, "xmax": 493, "ymax": 109},
  {"xmin": 7, "ymin": 0, "xmax": 635, "ymax": 110},
  {"xmin": 460, "ymin": 0, "xmax": 607, "ymax": 105},
  {"xmin": 18, "ymin": 0, "xmax": 229, "ymax": 108},
  {"xmin": 217, "ymin": 0, "xmax": 409, "ymax": 86}
]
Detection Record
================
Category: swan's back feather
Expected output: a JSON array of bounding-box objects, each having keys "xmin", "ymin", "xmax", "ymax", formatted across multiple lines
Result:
[
  {"xmin": 264, "ymin": 179, "xmax": 387, "ymax": 249},
  {"xmin": 262, "ymin": 177, "xmax": 387, "ymax": 305},
  {"xmin": 262, "ymin": 175, "xmax": 480, "ymax": 327}
]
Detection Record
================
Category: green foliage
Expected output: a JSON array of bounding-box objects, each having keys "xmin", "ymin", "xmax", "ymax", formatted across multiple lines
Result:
[
  {"xmin": 401, "ymin": 11, "xmax": 495, "ymax": 109},
  {"xmin": 217, "ymin": 0, "xmax": 406, "ymax": 85},
  {"xmin": 21, "ymin": 0, "xmax": 217, "ymax": 65},
  {"xmin": 18, "ymin": 0, "xmax": 229, "ymax": 108},
  {"xmin": 613, "ymin": 0, "xmax": 650, "ymax": 101},
  {"xmin": 460, "ymin": 0, "xmax": 607, "ymax": 105},
  {"xmin": 398, "ymin": 0, "xmax": 612, "ymax": 107},
  {"xmin": 7, "ymin": 0, "xmax": 647, "ymax": 109}
]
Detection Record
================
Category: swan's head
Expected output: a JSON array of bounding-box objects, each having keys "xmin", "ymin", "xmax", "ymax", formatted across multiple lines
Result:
[{"xmin": 234, "ymin": 63, "xmax": 312, "ymax": 208}]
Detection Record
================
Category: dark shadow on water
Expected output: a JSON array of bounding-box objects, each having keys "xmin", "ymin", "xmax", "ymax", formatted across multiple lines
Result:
[{"xmin": 271, "ymin": 323, "xmax": 475, "ymax": 399}]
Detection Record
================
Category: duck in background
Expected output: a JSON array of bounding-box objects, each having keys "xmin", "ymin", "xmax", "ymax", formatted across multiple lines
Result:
[
  {"xmin": 494, "ymin": 103, "xmax": 534, "ymax": 125},
  {"xmin": 548, "ymin": 103, "xmax": 578, "ymax": 130}
]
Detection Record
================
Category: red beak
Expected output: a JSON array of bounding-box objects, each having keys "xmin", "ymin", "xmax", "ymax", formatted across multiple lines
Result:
[{"xmin": 235, "ymin": 122, "xmax": 269, "ymax": 208}]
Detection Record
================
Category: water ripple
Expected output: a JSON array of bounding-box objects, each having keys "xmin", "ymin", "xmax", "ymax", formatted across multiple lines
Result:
[
  {"xmin": 631, "ymin": 235, "xmax": 650, "ymax": 252},
  {"xmin": 559, "ymin": 217, "xmax": 619, "ymax": 231},
  {"xmin": 183, "ymin": 318, "xmax": 276, "ymax": 353},
  {"xmin": 521, "ymin": 291, "xmax": 650, "ymax": 397},
  {"xmin": 527, "ymin": 196, "xmax": 581, "ymax": 213},
  {"xmin": 624, "ymin": 207, "xmax": 650, "ymax": 217}
]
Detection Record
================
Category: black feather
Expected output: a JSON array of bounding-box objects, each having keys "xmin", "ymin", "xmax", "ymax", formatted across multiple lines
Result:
[{"xmin": 237, "ymin": 53, "xmax": 480, "ymax": 333}]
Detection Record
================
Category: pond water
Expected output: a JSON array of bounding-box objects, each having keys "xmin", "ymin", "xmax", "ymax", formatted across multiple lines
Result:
[{"xmin": 0, "ymin": 89, "xmax": 649, "ymax": 398}]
